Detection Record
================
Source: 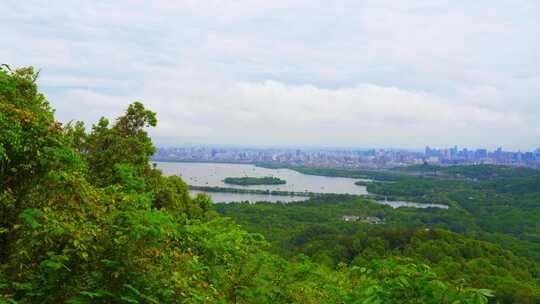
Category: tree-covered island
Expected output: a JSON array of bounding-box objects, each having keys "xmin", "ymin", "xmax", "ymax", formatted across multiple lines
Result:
[{"xmin": 223, "ymin": 176, "xmax": 286, "ymax": 185}]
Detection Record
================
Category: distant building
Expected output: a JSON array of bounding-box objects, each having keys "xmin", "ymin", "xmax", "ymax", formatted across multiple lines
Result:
[
  {"xmin": 341, "ymin": 215, "xmax": 360, "ymax": 222},
  {"xmin": 341, "ymin": 215, "xmax": 382, "ymax": 224},
  {"xmin": 153, "ymin": 145, "xmax": 540, "ymax": 171},
  {"xmin": 427, "ymin": 156, "xmax": 440, "ymax": 164},
  {"xmin": 360, "ymin": 216, "xmax": 382, "ymax": 224},
  {"xmin": 475, "ymin": 149, "xmax": 488, "ymax": 158}
]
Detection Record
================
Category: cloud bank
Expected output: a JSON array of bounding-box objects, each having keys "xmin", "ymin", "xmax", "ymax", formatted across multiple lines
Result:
[{"xmin": 1, "ymin": 0, "xmax": 539, "ymax": 149}]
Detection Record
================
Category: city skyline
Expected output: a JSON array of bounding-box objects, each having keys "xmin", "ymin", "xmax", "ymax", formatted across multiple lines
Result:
[
  {"xmin": 156, "ymin": 143, "xmax": 540, "ymax": 153},
  {"xmin": 154, "ymin": 145, "xmax": 540, "ymax": 170}
]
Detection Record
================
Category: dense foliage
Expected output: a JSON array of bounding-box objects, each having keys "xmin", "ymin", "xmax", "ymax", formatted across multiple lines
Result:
[
  {"xmin": 255, "ymin": 163, "xmax": 411, "ymax": 181},
  {"xmin": 216, "ymin": 164, "xmax": 540, "ymax": 303},
  {"xmin": 397, "ymin": 164, "xmax": 540, "ymax": 180},
  {"xmin": 216, "ymin": 197, "xmax": 540, "ymax": 303},
  {"xmin": 366, "ymin": 167, "xmax": 540, "ymax": 263},
  {"xmin": 190, "ymin": 185, "xmax": 312, "ymax": 197},
  {"xmin": 223, "ymin": 177, "xmax": 286, "ymax": 186},
  {"xmin": 0, "ymin": 66, "xmax": 492, "ymax": 303},
  {"xmin": 252, "ymin": 163, "xmax": 540, "ymax": 263}
]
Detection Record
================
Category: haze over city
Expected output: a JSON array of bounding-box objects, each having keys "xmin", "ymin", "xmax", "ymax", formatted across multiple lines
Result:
[
  {"xmin": 2, "ymin": 0, "xmax": 539, "ymax": 149},
  {"xmin": 4, "ymin": 2, "xmax": 540, "ymax": 302}
]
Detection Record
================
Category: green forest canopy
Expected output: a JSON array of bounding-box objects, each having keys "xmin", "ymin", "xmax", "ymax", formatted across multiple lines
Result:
[
  {"xmin": 223, "ymin": 176, "xmax": 287, "ymax": 186},
  {"xmin": 0, "ymin": 65, "xmax": 496, "ymax": 303},
  {"xmin": 216, "ymin": 161, "xmax": 540, "ymax": 302},
  {"xmin": 216, "ymin": 195, "xmax": 540, "ymax": 303}
]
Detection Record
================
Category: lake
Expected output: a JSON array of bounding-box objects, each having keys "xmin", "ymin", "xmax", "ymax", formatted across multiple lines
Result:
[
  {"xmin": 156, "ymin": 162, "xmax": 368, "ymax": 195},
  {"xmin": 156, "ymin": 162, "xmax": 448, "ymax": 209}
]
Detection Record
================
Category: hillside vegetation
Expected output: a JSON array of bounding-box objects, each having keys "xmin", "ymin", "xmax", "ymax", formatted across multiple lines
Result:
[
  {"xmin": 217, "ymin": 166, "xmax": 540, "ymax": 302},
  {"xmin": 217, "ymin": 197, "xmax": 540, "ymax": 303},
  {"xmin": 0, "ymin": 66, "xmax": 494, "ymax": 303}
]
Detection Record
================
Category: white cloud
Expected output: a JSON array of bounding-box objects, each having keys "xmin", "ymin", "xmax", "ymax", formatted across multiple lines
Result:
[
  {"xmin": 1, "ymin": 0, "xmax": 539, "ymax": 149},
  {"xmin": 51, "ymin": 78, "xmax": 529, "ymax": 149}
]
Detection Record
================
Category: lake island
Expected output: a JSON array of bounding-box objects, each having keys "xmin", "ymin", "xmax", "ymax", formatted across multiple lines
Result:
[{"xmin": 223, "ymin": 176, "xmax": 287, "ymax": 186}]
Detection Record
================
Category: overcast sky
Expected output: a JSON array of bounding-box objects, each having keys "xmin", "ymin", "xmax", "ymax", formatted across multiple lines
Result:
[{"xmin": 2, "ymin": 0, "xmax": 539, "ymax": 150}]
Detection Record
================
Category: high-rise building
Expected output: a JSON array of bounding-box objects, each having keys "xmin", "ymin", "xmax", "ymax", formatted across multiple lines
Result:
[
  {"xmin": 450, "ymin": 146, "xmax": 458, "ymax": 158},
  {"xmin": 475, "ymin": 149, "xmax": 488, "ymax": 158}
]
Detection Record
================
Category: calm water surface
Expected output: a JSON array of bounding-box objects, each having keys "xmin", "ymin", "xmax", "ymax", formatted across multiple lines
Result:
[
  {"xmin": 156, "ymin": 162, "xmax": 368, "ymax": 195},
  {"xmin": 157, "ymin": 162, "xmax": 448, "ymax": 208}
]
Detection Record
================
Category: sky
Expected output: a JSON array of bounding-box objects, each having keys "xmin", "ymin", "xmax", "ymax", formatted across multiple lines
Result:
[{"xmin": 2, "ymin": 0, "xmax": 540, "ymax": 150}]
